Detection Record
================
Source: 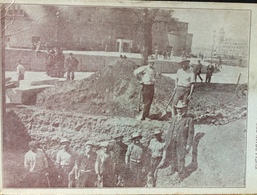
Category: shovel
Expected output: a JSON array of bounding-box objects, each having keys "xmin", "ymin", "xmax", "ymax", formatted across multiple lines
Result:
[{"xmin": 158, "ymin": 90, "xmax": 176, "ymax": 119}]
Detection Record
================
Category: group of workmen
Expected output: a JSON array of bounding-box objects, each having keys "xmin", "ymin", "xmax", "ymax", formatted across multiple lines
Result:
[
  {"xmin": 23, "ymin": 55, "xmax": 214, "ymax": 188},
  {"xmin": 24, "ymin": 99, "xmax": 193, "ymax": 188},
  {"xmin": 45, "ymin": 48, "xmax": 79, "ymax": 80}
]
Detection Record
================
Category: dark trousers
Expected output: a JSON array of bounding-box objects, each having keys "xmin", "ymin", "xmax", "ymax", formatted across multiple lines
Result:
[
  {"xmin": 18, "ymin": 74, "xmax": 24, "ymax": 80},
  {"xmin": 142, "ymin": 84, "xmax": 154, "ymax": 120},
  {"xmin": 194, "ymin": 73, "xmax": 203, "ymax": 82},
  {"xmin": 127, "ymin": 161, "xmax": 143, "ymax": 187},
  {"xmin": 24, "ymin": 171, "xmax": 48, "ymax": 188},
  {"xmin": 67, "ymin": 69, "xmax": 75, "ymax": 80},
  {"xmin": 205, "ymin": 73, "xmax": 212, "ymax": 83},
  {"xmin": 170, "ymin": 140, "xmax": 186, "ymax": 176}
]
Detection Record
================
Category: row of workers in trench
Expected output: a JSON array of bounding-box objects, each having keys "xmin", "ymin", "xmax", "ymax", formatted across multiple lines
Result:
[{"xmin": 24, "ymin": 100, "xmax": 198, "ymax": 188}]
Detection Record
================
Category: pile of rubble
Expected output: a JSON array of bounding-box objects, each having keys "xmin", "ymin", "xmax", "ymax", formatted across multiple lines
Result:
[{"xmin": 36, "ymin": 59, "xmax": 246, "ymax": 125}]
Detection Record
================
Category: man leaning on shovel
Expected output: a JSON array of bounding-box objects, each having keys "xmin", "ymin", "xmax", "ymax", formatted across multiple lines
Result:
[{"xmin": 170, "ymin": 60, "xmax": 194, "ymax": 118}]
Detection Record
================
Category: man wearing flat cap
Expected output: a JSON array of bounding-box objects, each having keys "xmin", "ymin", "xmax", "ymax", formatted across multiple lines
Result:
[
  {"xmin": 55, "ymin": 138, "xmax": 76, "ymax": 187},
  {"xmin": 74, "ymin": 140, "xmax": 97, "ymax": 187},
  {"xmin": 146, "ymin": 129, "xmax": 165, "ymax": 187},
  {"xmin": 171, "ymin": 60, "xmax": 194, "ymax": 117},
  {"xmin": 125, "ymin": 132, "xmax": 148, "ymax": 187},
  {"xmin": 65, "ymin": 53, "xmax": 79, "ymax": 80},
  {"xmin": 24, "ymin": 140, "xmax": 49, "ymax": 187},
  {"xmin": 134, "ymin": 55, "xmax": 157, "ymax": 121},
  {"xmin": 156, "ymin": 100, "xmax": 195, "ymax": 182}
]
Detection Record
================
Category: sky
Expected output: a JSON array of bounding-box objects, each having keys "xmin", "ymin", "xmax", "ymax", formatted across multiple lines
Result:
[{"xmin": 172, "ymin": 9, "xmax": 251, "ymax": 52}]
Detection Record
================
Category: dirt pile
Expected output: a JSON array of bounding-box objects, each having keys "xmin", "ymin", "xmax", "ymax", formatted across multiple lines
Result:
[
  {"xmin": 36, "ymin": 59, "xmax": 246, "ymax": 125},
  {"xmin": 37, "ymin": 59, "xmax": 174, "ymax": 117}
]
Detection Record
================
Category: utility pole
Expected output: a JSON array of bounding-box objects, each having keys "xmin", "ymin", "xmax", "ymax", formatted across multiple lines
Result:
[
  {"xmin": 1, "ymin": 4, "xmax": 6, "ymax": 114},
  {"xmin": 211, "ymin": 30, "xmax": 216, "ymax": 62}
]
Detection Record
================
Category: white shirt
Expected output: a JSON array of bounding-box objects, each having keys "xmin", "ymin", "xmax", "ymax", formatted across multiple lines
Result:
[
  {"xmin": 176, "ymin": 68, "xmax": 194, "ymax": 87},
  {"xmin": 148, "ymin": 138, "xmax": 165, "ymax": 158},
  {"xmin": 56, "ymin": 149, "xmax": 73, "ymax": 166},
  {"xmin": 17, "ymin": 64, "xmax": 25, "ymax": 75},
  {"xmin": 24, "ymin": 149, "xmax": 48, "ymax": 172},
  {"xmin": 134, "ymin": 65, "xmax": 156, "ymax": 85}
]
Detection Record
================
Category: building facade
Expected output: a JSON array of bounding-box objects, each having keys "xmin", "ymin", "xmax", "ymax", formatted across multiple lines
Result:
[{"xmin": 5, "ymin": 5, "xmax": 193, "ymax": 56}]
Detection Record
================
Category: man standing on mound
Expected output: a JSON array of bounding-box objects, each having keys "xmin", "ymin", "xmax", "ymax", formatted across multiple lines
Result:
[{"xmin": 134, "ymin": 55, "xmax": 156, "ymax": 121}]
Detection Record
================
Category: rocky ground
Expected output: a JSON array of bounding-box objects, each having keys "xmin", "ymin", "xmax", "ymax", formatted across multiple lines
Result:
[{"xmin": 3, "ymin": 58, "xmax": 247, "ymax": 188}]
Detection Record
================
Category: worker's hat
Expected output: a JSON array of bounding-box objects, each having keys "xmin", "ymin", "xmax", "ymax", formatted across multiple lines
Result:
[
  {"xmin": 99, "ymin": 141, "xmax": 109, "ymax": 148},
  {"xmin": 130, "ymin": 132, "xmax": 142, "ymax": 140},
  {"xmin": 85, "ymin": 140, "xmax": 94, "ymax": 146},
  {"xmin": 154, "ymin": 129, "xmax": 163, "ymax": 135},
  {"xmin": 29, "ymin": 140, "xmax": 41, "ymax": 148},
  {"xmin": 147, "ymin": 55, "xmax": 155, "ymax": 63},
  {"xmin": 60, "ymin": 138, "xmax": 71, "ymax": 144},
  {"xmin": 175, "ymin": 100, "xmax": 187, "ymax": 108}
]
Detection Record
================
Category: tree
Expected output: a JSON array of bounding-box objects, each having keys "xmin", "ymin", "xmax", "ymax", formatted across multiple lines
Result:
[{"xmin": 131, "ymin": 8, "xmax": 159, "ymax": 65}]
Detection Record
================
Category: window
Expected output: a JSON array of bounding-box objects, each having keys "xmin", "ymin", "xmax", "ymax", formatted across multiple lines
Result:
[
  {"xmin": 76, "ymin": 11, "xmax": 82, "ymax": 22},
  {"xmin": 7, "ymin": 5, "xmax": 24, "ymax": 16},
  {"xmin": 87, "ymin": 14, "xmax": 93, "ymax": 23},
  {"xmin": 66, "ymin": 11, "xmax": 70, "ymax": 21},
  {"xmin": 76, "ymin": 37, "xmax": 81, "ymax": 44},
  {"xmin": 99, "ymin": 15, "xmax": 103, "ymax": 24},
  {"xmin": 155, "ymin": 23, "xmax": 159, "ymax": 31}
]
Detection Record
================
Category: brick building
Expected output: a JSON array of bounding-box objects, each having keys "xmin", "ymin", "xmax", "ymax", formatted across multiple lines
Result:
[{"xmin": 5, "ymin": 5, "xmax": 193, "ymax": 56}]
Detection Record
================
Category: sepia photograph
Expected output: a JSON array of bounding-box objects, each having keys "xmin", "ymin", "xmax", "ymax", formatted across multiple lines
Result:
[{"xmin": 1, "ymin": 0, "xmax": 255, "ymax": 194}]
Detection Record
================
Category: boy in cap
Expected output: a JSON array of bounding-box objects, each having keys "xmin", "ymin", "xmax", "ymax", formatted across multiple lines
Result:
[
  {"xmin": 171, "ymin": 60, "xmax": 194, "ymax": 117},
  {"xmin": 156, "ymin": 100, "xmax": 195, "ymax": 182},
  {"xmin": 95, "ymin": 141, "xmax": 115, "ymax": 187},
  {"xmin": 194, "ymin": 60, "xmax": 203, "ymax": 82},
  {"xmin": 146, "ymin": 129, "xmax": 165, "ymax": 187},
  {"xmin": 74, "ymin": 140, "xmax": 97, "ymax": 187},
  {"xmin": 134, "ymin": 55, "xmax": 157, "ymax": 120},
  {"xmin": 206, "ymin": 62, "xmax": 215, "ymax": 83},
  {"xmin": 55, "ymin": 138, "xmax": 76, "ymax": 187},
  {"xmin": 125, "ymin": 132, "xmax": 148, "ymax": 187},
  {"xmin": 24, "ymin": 140, "xmax": 49, "ymax": 187}
]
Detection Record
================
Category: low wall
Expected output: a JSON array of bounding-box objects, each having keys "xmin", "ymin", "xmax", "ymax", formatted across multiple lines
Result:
[{"xmin": 5, "ymin": 49, "xmax": 182, "ymax": 74}]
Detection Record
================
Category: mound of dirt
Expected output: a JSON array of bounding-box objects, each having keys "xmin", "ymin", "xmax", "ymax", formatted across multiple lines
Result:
[
  {"xmin": 36, "ymin": 59, "xmax": 246, "ymax": 125},
  {"xmin": 36, "ymin": 59, "xmax": 174, "ymax": 117}
]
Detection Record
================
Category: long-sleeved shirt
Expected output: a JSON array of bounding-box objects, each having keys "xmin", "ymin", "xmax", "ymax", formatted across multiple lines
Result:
[
  {"xmin": 134, "ymin": 65, "xmax": 156, "ymax": 85},
  {"xmin": 24, "ymin": 149, "xmax": 48, "ymax": 173},
  {"xmin": 55, "ymin": 148, "xmax": 75, "ymax": 167}
]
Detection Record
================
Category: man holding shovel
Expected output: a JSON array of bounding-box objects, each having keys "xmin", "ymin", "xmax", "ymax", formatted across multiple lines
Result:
[
  {"xmin": 171, "ymin": 60, "xmax": 194, "ymax": 117},
  {"xmin": 134, "ymin": 55, "xmax": 156, "ymax": 121}
]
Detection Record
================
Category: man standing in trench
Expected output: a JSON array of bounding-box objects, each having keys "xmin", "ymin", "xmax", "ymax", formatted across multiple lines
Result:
[
  {"xmin": 155, "ymin": 100, "xmax": 195, "ymax": 182},
  {"xmin": 134, "ymin": 55, "xmax": 156, "ymax": 121},
  {"xmin": 171, "ymin": 60, "xmax": 194, "ymax": 117}
]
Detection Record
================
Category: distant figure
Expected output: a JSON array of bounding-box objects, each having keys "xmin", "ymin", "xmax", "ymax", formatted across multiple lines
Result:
[
  {"xmin": 206, "ymin": 63, "xmax": 215, "ymax": 83},
  {"xmin": 45, "ymin": 50, "xmax": 56, "ymax": 76},
  {"xmin": 24, "ymin": 141, "xmax": 49, "ymax": 187},
  {"xmin": 16, "ymin": 59, "xmax": 25, "ymax": 81},
  {"xmin": 55, "ymin": 48, "xmax": 65, "ymax": 78},
  {"xmin": 194, "ymin": 60, "xmax": 203, "ymax": 82},
  {"xmin": 65, "ymin": 53, "xmax": 79, "ymax": 80}
]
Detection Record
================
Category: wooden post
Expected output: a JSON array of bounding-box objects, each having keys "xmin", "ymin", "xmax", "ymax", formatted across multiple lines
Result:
[{"xmin": 237, "ymin": 73, "xmax": 241, "ymax": 85}]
